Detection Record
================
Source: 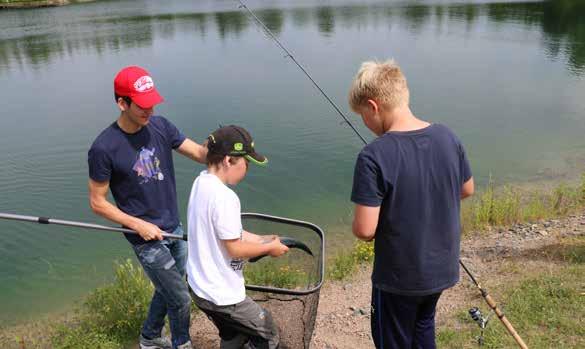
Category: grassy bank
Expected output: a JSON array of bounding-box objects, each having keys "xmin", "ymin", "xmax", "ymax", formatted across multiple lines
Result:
[
  {"xmin": 437, "ymin": 236, "xmax": 585, "ymax": 348},
  {"xmin": 50, "ymin": 260, "xmax": 153, "ymax": 349},
  {"xmin": 461, "ymin": 174, "xmax": 585, "ymax": 234},
  {"xmin": 328, "ymin": 174, "xmax": 585, "ymax": 281}
]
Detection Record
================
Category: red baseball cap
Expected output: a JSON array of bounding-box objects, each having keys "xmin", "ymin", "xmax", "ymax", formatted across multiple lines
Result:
[{"xmin": 114, "ymin": 66, "xmax": 164, "ymax": 109}]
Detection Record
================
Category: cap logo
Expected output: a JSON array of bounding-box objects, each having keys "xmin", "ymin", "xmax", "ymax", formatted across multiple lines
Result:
[
  {"xmin": 234, "ymin": 143, "xmax": 243, "ymax": 151},
  {"xmin": 134, "ymin": 76, "xmax": 154, "ymax": 93}
]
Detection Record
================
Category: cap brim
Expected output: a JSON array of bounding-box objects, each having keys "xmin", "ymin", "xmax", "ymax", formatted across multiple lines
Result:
[
  {"xmin": 244, "ymin": 152, "xmax": 268, "ymax": 167},
  {"xmin": 131, "ymin": 89, "xmax": 164, "ymax": 109}
]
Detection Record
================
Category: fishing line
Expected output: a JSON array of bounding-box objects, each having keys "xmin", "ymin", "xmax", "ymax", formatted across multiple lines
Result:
[
  {"xmin": 236, "ymin": 1, "xmax": 528, "ymax": 348},
  {"xmin": 236, "ymin": 0, "xmax": 368, "ymax": 145}
]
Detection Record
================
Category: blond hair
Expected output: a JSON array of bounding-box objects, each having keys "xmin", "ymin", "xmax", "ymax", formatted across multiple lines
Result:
[{"xmin": 348, "ymin": 59, "xmax": 410, "ymax": 111}]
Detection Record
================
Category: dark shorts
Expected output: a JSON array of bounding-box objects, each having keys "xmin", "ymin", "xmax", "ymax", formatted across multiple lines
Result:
[
  {"xmin": 371, "ymin": 286, "xmax": 442, "ymax": 349},
  {"xmin": 191, "ymin": 290, "xmax": 279, "ymax": 349}
]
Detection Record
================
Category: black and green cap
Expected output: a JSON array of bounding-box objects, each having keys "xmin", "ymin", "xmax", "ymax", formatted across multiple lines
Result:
[{"xmin": 207, "ymin": 125, "xmax": 268, "ymax": 166}]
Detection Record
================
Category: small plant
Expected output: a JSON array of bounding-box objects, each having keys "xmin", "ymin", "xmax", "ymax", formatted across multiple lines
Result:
[
  {"xmin": 353, "ymin": 240, "xmax": 374, "ymax": 263},
  {"xmin": 50, "ymin": 259, "xmax": 153, "ymax": 347},
  {"xmin": 579, "ymin": 173, "xmax": 585, "ymax": 204},
  {"xmin": 52, "ymin": 324, "xmax": 121, "ymax": 349},
  {"xmin": 474, "ymin": 174, "xmax": 496, "ymax": 226},
  {"xmin": 245, "ymin": 262, "xmax": 308, "ymax": 289},
  {"xmin": 327, "ymin": 250, "xmax": 357, "ymax": 280},
  {"xmin": 82, "ymin": 259, "xmax": 153, "ymax": 341}
]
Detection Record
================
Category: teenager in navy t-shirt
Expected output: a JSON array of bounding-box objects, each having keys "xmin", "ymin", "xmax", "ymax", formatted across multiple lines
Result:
[
  {"xmin": 348, "ymin": 60, "xmax": 474, "ymax": 349},
  {"xmin": 89, "ymin": 115, "xmax": 186, "ymax": 245},
  {"xmin": 88, "ymin": 66, "xmax": 207, "ymax": 349}
]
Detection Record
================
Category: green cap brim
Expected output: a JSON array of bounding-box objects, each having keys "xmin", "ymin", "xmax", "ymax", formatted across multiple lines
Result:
[{"xmin": 244, "ymin": 154, "xmax": 268, "ymax": 167}]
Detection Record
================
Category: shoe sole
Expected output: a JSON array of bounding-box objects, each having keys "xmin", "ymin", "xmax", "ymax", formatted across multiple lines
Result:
[{"xmin": 140, "ymin": 345, "xmax": 171, "ymax": 349}]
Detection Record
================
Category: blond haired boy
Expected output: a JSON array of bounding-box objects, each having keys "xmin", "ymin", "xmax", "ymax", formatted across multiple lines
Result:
[{"xmin": 349, "ymin": 60, "xmax": 474, "ymax": 349}]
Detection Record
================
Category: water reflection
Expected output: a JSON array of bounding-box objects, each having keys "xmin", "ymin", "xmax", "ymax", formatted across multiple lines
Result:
[
  {"xmin": 540, "ymin": 1, "xmax": 585, "ymax": 75},
  {"xmin": 483, "ymin": 1, "xmax": 585, "ymax": 74},
  {"xmin": 402, "ymin": 5, "xmax": 432, "ymax": 33},
  {"xmin": 214, "ymin": 11, "xmax": 249, "ymax": 39},
  {"xmin": 258, "ymin": 9, "xmax": 285, "ymax": 35},
  {"xmin": 0, "ymin": 0, "xmax": 584, "ymax": 75},
  {"xmin": 315, "ymin": 7, "xmax": 335, "ymax": 35}
]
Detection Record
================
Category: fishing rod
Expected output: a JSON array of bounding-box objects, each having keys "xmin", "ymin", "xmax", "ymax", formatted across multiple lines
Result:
[
  {"xmin": 235, "ymin": 0, "xmax": 367, "ymax": 145},
  {"xmin": 461, "ymin": 261, "xmax": 528, "ymax": 348},
  {"xmin": 0, "ymin": 212, "xmax": 186, "ymax": 240},
  {"xmin": 236, "ymin": 1, "xmax": 528, "ymax": 348}
]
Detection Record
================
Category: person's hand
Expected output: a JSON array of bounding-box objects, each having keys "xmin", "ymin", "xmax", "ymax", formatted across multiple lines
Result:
[
  {"xmin": 134, "ymin": 220, "xmax": 163, "ymax": 241},
  {"xmin": 268, "ymin": 237, "xmax": 289, "ymax": 257}
]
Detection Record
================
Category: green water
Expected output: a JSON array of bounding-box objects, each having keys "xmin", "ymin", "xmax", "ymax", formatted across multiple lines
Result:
[{"xmin": 0, "ymin": 0, "xmax": 584, "ymax": 324}]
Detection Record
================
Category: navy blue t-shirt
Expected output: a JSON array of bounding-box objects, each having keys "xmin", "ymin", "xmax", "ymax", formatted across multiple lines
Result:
[
  {"xmin": 88, "ymin": 116, "xmax": 186, "ymax": 245},
  {"xmin": 351, "ymin": 123, "xmax": 472, "ymax": 296}
]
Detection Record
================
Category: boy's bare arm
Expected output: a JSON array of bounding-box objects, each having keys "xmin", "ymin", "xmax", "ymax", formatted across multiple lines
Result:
[
  {"xmin": 242, "ymin": 230, "xmax": 276, "ymax": 244},
  {"xmin": 176, "ymin": 138, "xmax": 208, "ymax": 164},
  {"xmin": 352, "ymin": 204, "xmax": 380, "ymax": 241},
  {"xmin": 461, "ymin": 177, "xmax": 475, "ymax": 199},
  {"xmin": 223, "ymin": 237, "xmax": 288, "ymax": 259}
]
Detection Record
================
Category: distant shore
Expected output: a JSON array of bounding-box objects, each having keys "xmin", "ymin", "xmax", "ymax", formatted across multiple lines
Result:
[{"xmin": 0, "ymin": 0, "xmax": 96, "ymax": 9}]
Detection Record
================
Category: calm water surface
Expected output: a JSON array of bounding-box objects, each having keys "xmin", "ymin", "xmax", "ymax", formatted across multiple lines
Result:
[{"xmin": 0, "ymin": 0, "xmax": 584, "ymax": 323}]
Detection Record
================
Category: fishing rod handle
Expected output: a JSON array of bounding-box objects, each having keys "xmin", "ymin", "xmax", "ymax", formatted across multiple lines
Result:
[{"xmin": 483, "ymin": 294, "xmax": 529, "ymax": 349}]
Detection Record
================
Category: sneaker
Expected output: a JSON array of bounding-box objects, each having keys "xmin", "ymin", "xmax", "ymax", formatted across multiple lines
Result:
[
  {"xmin": 177, "ymin": 341, "xmax": 194, "ymax": 349},
  {"xmin": 139, "ymin": 334, "xmax": 172, "ymax": 349}
]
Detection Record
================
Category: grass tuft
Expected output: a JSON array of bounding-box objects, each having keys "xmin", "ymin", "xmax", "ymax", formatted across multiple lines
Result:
[
  {"xmin": 244, "ymin": 262, "xmax": 309, "ymax": 289},
  {"xmin": 50, "ymin": 259, "xmax": 153, "ymax": 349}
]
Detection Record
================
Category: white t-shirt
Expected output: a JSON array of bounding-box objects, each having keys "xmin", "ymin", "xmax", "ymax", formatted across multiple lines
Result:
[{"xmin": 186, "ymin": 170, "xmax": 246, "ymax": 306}]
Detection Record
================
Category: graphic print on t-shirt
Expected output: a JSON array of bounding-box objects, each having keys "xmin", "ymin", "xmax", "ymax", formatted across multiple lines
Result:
[
  {"xmin": 230, "ymin": 259, "xmax": 244, "ymax": 271},
  {"xmin": 132, "ymin": 147, "xmax": 164, "ymax": 184}
]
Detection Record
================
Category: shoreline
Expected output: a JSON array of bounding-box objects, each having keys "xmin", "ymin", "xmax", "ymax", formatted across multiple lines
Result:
[
  {"xmin": 0, "ymin": 0, "xmax": 95, "ymax": 9},
  {"xmin": 1, "ymin": 173, "xmax": 584, "ymax": 347},
  {"xmin": 2, "ymin": 212, "xmax": 584, "ymax": 348}
]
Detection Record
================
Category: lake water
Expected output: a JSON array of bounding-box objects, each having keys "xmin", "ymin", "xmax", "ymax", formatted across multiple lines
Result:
[{"xmin": 0, "ymin": 0, "xmax": 584, "ymax": 324}]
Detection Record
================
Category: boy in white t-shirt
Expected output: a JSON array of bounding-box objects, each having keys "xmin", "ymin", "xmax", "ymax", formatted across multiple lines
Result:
[{"xmin": 186, "ymin": 125, "xmax": 289, "ymax": 349}]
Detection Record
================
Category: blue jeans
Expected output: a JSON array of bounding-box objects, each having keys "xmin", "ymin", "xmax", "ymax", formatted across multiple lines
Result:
[{"xmin": 132, "ymin": 226, "xmax": 191, "ymax": 348}]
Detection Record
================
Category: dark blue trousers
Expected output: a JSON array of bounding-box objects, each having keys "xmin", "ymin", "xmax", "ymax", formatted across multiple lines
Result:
[{"xmin": 371, "ymin": 286, "xmax": 442, "ymax": 349}]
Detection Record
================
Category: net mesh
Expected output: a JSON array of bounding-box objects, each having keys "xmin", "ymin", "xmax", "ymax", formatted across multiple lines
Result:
[
  {"xmin": 242, "ymin": 215, "xmax": 324, "ymax": 349},
  {"xmin": 250, "ymin": 291, "xmax": 320, "ymax": 348}
]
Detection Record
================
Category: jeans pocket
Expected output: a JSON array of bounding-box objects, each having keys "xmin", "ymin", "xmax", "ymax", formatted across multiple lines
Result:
[{"xmin": 134, "ymin": 242, "xmax": 176, "ymax": 270}]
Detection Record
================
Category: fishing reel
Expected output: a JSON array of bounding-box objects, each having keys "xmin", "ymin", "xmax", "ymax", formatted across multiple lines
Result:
[{"xmin": 468, "ymin": 307, "xmax": 493, "ymax": 346}]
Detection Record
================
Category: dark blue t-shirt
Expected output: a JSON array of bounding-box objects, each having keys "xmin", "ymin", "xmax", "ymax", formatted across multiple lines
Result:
[
  {"xmin": 351, "ymin": 123, "xmax": 472, "ymax": 296},
  {"xmin": 88, "ymin": 116, "xmax": 186, "ymax": 245}
]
